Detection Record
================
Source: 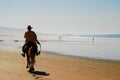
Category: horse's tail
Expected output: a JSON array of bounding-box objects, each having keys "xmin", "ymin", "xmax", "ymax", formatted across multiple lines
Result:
[
  {"xmin": 28, "ymin": 47, "xmax": 32, "ymax": 56},
  {"xmin": 28, "ymin": 46, "xmax": 36, "ymax": 66}
]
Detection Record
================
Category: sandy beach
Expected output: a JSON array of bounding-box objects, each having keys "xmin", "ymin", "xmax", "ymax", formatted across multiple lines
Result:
[{"xmin": 0, "ymin": 46, "xmax": 120, "ymax": 80}]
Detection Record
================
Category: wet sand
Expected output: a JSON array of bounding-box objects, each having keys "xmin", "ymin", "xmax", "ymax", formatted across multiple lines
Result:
[{"xmin": 0, "ymin": 46, "xmax": 120, "ymax": 80}]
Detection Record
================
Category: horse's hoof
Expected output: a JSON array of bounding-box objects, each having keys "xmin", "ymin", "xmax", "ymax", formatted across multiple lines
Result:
[
  {"xmin": 31, "ymin": 67, "xmax": 35, "ymax": 71},
  {"xmin": 29, "ymin": 67, "xmax": 35, "ymax": 72}
]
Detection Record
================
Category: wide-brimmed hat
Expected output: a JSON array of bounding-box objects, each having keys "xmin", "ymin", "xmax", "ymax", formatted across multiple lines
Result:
[{"xmin": 27, "ymin": 25, "xmax": 32, "ymax": 29}]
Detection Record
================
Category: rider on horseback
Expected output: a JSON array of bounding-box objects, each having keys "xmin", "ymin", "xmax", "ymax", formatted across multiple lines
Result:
[{"xmin": 21, "ymin": 25, "xmax": 40, "ymax": 57}]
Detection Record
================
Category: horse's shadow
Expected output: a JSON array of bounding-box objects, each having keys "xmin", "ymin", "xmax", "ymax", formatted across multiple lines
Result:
[{"xmin": 30, "ymin": 71, "xmax": 50, "ymax": 76}]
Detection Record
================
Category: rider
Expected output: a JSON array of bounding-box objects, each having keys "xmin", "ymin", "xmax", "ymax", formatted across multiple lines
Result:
[{"xmin": 21, "ymin": 25, "xmax": 40, "ymax": 57}]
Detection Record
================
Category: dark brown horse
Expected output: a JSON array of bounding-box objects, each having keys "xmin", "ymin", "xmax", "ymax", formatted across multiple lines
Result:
[{"xmin": 26, "ymin": 42, "xmax": 41, "ymax": 72}]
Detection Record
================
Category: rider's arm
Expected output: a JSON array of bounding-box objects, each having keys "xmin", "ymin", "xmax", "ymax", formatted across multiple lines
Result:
[
  {"xmin": 36, "ymin": 38, "xmax": 40, "ymax": 44},
  {"xmin": 34, "ymin": 32, "xmax": 40, "ymax": 44}
]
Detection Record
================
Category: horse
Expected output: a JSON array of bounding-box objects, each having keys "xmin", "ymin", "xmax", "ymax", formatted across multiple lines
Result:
[{"xmin": 25, "ymin": 42, "xmax": 41, "ymax": 72}]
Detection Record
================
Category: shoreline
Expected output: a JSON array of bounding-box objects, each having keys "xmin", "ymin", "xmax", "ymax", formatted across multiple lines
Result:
[
  {"xmin": 42, "ymin": 51, "xmax": 120, "ymax": 62},
  {"xmin": 0, "ymin": 45, "xmax": 120, "ymax": 62}
]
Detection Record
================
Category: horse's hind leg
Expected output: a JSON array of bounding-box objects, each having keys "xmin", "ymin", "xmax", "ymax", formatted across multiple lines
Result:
[
  {"xmin": 31, "ymin": 55, "xmax": 35, "ymax": 66},
  {"xmin": 29, "ymin": 54, "xmax": 35, "ymax": 72},
  {"xmin": 26, "ymin": 60, "xmax": 29, "ymax": 68},
  {"xmin": 26, "ymin": 54, "xmax": 30, "ymax": 68},
  {"xmin": 29, "ymin": 62, "xmax": 35, "ymax": 72}
]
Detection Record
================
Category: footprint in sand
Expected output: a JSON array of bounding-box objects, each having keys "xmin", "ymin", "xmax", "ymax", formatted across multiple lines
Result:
[{"xmin": 34, "ymin": 75, "xmax": 43, "ymax": 79}]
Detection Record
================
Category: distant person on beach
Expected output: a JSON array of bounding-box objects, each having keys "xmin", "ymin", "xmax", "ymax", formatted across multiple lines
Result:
[
  {"xmin": 92, "ymin": 37, "xmax": 94, "ymax": 41},
  {"xmin": 21, "ymin": 25, "xmax": 40, "ymax": 57},
  {"xmin": 92, "ymin": 37, "xmax": 94, "ymax": 45}
]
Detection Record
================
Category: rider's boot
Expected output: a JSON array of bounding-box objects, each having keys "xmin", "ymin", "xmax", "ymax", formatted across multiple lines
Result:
[
  {"xmin": 36, "ymin": 51, "xmax": 40, "ymax": 56},
  {"xmin": 22, "ymin": 44, "xmax": 26, "ymax": 57},
  {"xmin": 21, "ymin": 53, "xmax": 25, "ymax": 57}
]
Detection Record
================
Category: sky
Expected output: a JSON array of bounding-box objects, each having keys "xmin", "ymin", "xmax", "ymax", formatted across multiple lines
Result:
[{"xmin": 0, "ymin": 0, "xmax": 120, "ymax": 35}]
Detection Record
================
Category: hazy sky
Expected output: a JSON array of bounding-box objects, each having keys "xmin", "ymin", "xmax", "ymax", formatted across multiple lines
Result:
[{"xmin": 0, "ymin": 0, "xmax": 120, "ymax": 34}]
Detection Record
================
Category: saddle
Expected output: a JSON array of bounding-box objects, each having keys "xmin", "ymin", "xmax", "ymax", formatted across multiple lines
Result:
[{"xmin": 24, "ymin": 42, "xmax": 40, "ymax": 56}]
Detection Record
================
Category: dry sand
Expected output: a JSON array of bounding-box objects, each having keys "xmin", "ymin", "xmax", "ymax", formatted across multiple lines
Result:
[{"xmin": 0, "ymin": 46, "xmax": 120, "ymax": 80}]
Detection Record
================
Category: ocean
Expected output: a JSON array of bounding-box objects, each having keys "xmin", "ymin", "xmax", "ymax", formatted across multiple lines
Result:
[{"xmin": 0, "ymin": 27, "xmax": 120, "ymax": 61}]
